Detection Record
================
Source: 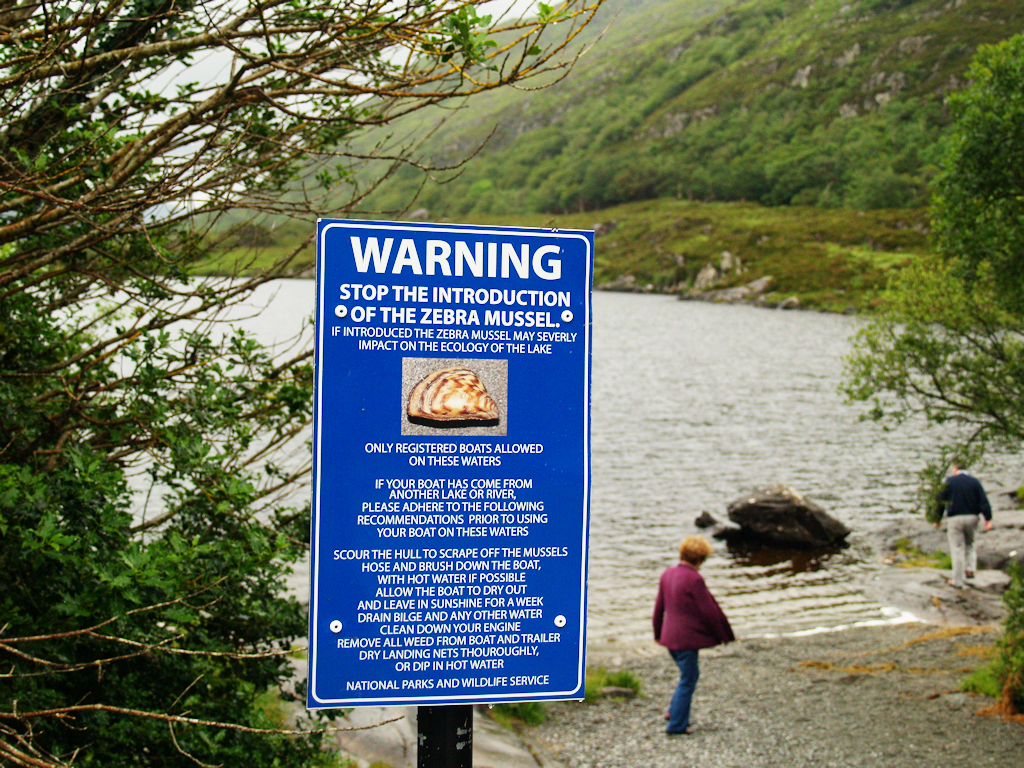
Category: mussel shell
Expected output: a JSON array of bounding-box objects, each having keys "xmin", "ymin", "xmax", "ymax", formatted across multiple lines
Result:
[{"xmin": 407, "ymin": 367, "xmax": 499, "ymax": 422}]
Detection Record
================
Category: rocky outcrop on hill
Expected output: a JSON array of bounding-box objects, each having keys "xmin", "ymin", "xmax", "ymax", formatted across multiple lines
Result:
[
  {"xmin": 235, "ymin": 223, "xmax": 275, "ymax": 247},
  {"xmin": 684, "ymin": 274, "xmax": 775, "ymax": 304},
  {"xmin": 599, "ymin": 273, "xmax": 657, "ymax": 293}
]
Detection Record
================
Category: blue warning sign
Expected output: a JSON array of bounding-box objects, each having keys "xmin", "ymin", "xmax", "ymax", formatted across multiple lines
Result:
[{"xmin": 308, "ymin": 220, "xmax": 593, "ymax": 707}]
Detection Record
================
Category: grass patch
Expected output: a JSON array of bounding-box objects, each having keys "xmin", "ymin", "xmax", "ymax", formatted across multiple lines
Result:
[
  {"xmin": 203, "ymin": 244, "xmax": 314, "ymax": 274},
  {"xmin": 194, "ymin": 216, "xmax": 315, "ymax": 275},
  {"xmin": 892, "ymin": 537, "xmax": 952, "ymax": 570},
  {"xmin": 584, "ymin": 667, "xmax": 643, "ymax": 702},
  {"xmin": 198, "ymin": 242, "xmax": 314, "ymax": 276},
  {"xmin": 491, "ymin": 701, "xmax": 549, "ymax": 727},
  {"xmin": 961, "ymin": 659, "xmax": 1007, "ymax": 699}
]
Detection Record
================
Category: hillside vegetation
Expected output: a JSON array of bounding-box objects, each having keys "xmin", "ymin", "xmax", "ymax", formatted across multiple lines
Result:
[
  {"xmin": 209, "ymin": 199, "xmax": 930, "ymax": 311},
  {"xmin": 438, "ymin": 200, "xmax": 931, "ymax": 311},
  {"xmin": 359, "ymin": 0, "xmax": 1024, "ymax": 216},
  {"xmin": 212, "ymin": 0, "xmax": 1017, "ymax": 307}
]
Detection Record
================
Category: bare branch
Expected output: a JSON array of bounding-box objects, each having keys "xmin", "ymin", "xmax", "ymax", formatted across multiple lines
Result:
[{"xmin": 1, "ymin": 705, "xmax": 402, "ymax": 736}]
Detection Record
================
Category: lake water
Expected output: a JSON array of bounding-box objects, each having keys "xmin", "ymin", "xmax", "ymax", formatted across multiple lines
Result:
[
  {"xmin": 236, "ymin": 281, "xmax": 995, "ymax": 654},
  {"xmin": 586, "ymin": 292, "xmax": 927, "ymax": 654}
]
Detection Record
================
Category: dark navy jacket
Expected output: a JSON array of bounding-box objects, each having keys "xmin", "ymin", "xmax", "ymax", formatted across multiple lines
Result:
[
  {"xmin": 653, "ymin": 563, "xmax": 734, "ymax": 651},
  {"xmin": 936, "ymin": 471, "xmax": 992, "ymax": 521}
]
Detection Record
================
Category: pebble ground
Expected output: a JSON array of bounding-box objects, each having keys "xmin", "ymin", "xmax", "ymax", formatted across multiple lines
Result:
[{"xmin": 523, "ymin": 624, "xmax": 1024, "ymax": 768}]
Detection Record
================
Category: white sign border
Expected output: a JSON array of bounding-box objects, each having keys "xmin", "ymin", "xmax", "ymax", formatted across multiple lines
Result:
[{"xmin": 309, "ymin": 221, "xmax": 593, "ymax": 707}]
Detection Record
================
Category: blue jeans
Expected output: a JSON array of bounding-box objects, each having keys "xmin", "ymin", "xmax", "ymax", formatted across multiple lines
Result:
[{"xmin": 667, "ymin": 649, "xmax": 699, "ymax": 733}]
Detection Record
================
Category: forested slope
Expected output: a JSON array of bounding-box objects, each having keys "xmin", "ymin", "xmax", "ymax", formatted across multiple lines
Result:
[{"xmin": 362, "ymin": 0, "xmax": 1024, "ymax": 215}]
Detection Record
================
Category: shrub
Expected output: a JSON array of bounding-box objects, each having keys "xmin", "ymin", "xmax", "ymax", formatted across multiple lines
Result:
[{"xmin": 962, "ymin": 562, "xmax": 1024, "ymax": 718}]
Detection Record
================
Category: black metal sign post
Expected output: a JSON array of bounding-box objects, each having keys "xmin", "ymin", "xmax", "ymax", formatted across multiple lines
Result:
[{"xmin": 417, "ymin": 705, "xmax": 473, "ymax": 768}]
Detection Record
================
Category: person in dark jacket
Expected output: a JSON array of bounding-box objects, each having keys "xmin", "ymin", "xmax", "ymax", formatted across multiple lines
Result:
[
  {"xmin": 653, "ymin": 535, "xmax": 734, "ymax": 735},
  {"xmin": 934, "ymin": 457, "xmax": 993, "ymax": 588}
]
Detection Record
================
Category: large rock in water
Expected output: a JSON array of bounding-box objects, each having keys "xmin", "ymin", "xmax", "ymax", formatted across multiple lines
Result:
[{"xmin": 726, "ymin": 485, "xmax": 851, "ymax": 548}]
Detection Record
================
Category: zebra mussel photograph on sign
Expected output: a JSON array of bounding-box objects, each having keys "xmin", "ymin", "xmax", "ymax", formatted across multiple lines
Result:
[{"xmin": 308, "ymin": 220, "xmax": 594, "ymax": 707}]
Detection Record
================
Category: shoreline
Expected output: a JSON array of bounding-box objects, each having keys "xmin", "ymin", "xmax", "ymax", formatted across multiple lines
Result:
[
  {"xmin": 267, "ymin": 272, "xmax": 836, "ymax": 313},
  {"xmin": 328, "ymin": 618, "xmax": 1022, "ymax": 768},
  {"xmin": 506, "ymin": 508, "xmax": 1024, "ymax": 767},
  {"xmin": 856, "ymin": 503, "xmax": 1024, "ymax": 628},
  {"xmin": 324, "ymin": 525, "xmax": 1024, "ymax": 767},
  {"xmin": 504, "ymin": 506, "xmax": 1024, "ymax": 767},
  {"xmin": 519, "ymin": 623, "xmax": 1022, "ymax": 768}
]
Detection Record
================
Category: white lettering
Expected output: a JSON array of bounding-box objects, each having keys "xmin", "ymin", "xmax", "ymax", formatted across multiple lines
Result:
[
  {"xmin": 532, "ymin": 245, "xmax": 561, "ymax": 280},
  {"xmin": 351, "ymin": 237, "xmax": 393, "ymax": 273},
  {"xmin": 455, "ymin": 241, "xmax": 484, "ymax": 277},
  {"xmin": 347, "ymin": 236, "xmax": 571, "ymax": 281},
  {"xmin": 426, "ymin": 240, "xmax": 452, "ymax": 276},
  {"xmin": 392, "ymin": 239, "xmax": 423, "ymax": 275}
]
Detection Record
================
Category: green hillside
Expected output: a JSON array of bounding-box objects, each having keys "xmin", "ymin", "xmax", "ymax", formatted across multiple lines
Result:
[
  {"xmin": 360, "ymin": 0, "xmax": 1024, "ymax": 216},
  {"xmin": 207, "ymin": 198, "xmax": 929, "ymax": 312},
  {"xmin": 208, "ymin": 0, "xmax": 1017, "ymax": 309}
]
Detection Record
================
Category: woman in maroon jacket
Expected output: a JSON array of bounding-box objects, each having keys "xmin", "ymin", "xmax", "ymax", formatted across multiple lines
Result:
[{"xmin": 653, "ymin": 536, "xmax": 734, "ymax": 734}]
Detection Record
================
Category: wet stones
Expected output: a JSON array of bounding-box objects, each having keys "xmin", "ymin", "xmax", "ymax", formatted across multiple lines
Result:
[
  {"xmin": 724, "ymin": 484, "xmax": 851, "ymax": 548},
  {"xmin": 695, "ymin": 511, "xmax": 719, "ymax": 529}
]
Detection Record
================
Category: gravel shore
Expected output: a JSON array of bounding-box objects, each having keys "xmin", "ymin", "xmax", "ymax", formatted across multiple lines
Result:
[{"xmin": 521, "ymin": 623, "xmax": 1023, "ymax": 768}]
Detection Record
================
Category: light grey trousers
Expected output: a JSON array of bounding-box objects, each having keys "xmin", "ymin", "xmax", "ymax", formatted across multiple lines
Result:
[{"xmin": 947, "ymin": 514, "xmax": 979, "ymax": 587}]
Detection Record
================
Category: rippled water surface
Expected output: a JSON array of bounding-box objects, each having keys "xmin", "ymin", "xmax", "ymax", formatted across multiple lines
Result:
[
  {"xmin": 244, "ymin": 283, "xmax": 985, "ymax": 651},
  {"xmin": 587, "ymin": 292, "xmax": 942, "ymax": 651}
]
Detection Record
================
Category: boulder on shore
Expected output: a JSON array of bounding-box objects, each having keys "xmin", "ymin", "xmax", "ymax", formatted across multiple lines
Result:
[{"xmin": 725, "ymin": 485, "xmax": 851, "ymax": 548}]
